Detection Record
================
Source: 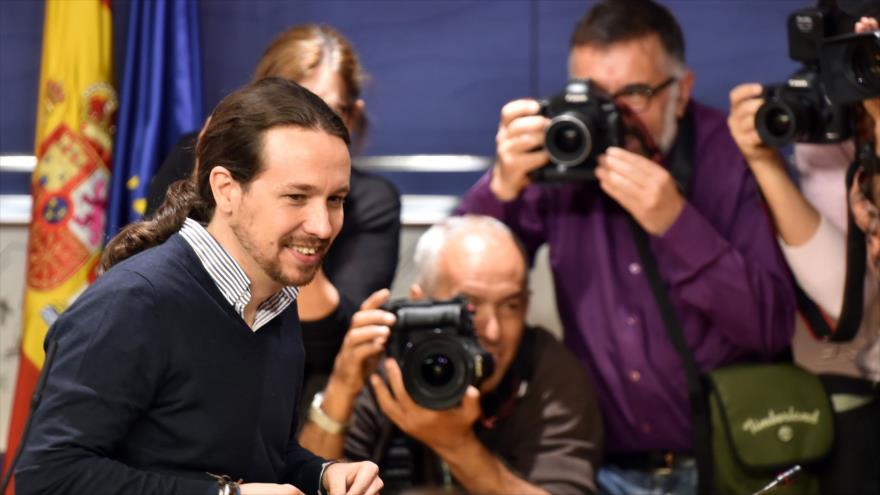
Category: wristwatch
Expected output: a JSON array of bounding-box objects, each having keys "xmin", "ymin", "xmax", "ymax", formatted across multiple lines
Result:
[{"xmin": 309, "ymin": 391, "xmax": 348, "ymax": 435}]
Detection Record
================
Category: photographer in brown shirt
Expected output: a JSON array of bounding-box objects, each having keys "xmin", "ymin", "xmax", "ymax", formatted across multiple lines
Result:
[{"xmin": 298, "ymin": 214, "xmax": 604, "ymax": 494}]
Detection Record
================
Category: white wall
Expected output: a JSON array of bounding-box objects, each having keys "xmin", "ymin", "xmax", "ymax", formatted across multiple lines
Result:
[{"xmin": 0, "ymin": 224, "xmax": 28, "ymax": 452}]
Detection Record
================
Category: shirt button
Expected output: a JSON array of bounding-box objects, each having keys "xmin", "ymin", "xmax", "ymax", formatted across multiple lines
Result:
[
  {"xmin": 629, "ymin": 370, "xmax": 641, "ymax": 383},
  {"xmin": 628, "ymin": 262, "xmax": 642, "ymax": 275},
  {"xmin": 625, "ymin": 315, "xmax": 638, "ymax": 326},
  {"xmin": 642, "ymin": 422, "xmax": 652, "ymax": 434}
]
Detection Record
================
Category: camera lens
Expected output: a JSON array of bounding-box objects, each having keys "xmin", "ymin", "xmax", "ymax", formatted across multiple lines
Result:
[
  {"xmin": 421, "ymin": 354, "xmax": 454, "ymax": 387},
  {"xmin": 554, "ymin": 126, "xmax": 584, "ymax": 155},
  {"xmin": 754, "ymin": 96, "xmax": 816, "ymax": 147},
  {"xmin": 545, "ymin": 113, "xmax": 592, "ymax": 167},
  {"xmin": 766, "ymin": 108, "xmax": 793, "ymax": 137},
  {"xmin": 401, "ymin": 335, "xmax": 469, "ymax": 410}
]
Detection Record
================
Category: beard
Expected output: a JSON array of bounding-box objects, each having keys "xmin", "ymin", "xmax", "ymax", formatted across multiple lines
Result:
[
  {"xmin": 656, "ymin": 84, "xmax": 680, "ymax": 155},
  {"xmin": 230, "ymin": 220, "xmax": 327, "ymax": 288}
]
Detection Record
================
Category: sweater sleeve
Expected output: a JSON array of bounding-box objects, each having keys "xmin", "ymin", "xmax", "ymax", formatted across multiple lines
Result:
[
  {"xmin": 14, "ymin": 272, "xmax": 216, "ymax": 495},
  {"xmin": 281, "ymin": 439, "xmax": 326, "ymax": 494}
]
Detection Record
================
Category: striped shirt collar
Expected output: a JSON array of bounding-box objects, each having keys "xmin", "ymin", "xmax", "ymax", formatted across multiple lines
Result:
[{"xmin": 179, "ymin": 218, "xmax": 299, "ymax": 331}]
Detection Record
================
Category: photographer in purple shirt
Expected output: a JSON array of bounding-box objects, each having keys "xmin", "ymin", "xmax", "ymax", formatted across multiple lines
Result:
[{"xmin": 457, "ymin": 1, "xmax": 795, "ymax": 493}]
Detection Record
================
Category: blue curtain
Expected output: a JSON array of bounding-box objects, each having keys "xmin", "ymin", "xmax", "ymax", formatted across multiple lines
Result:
[{"xmin": 105, "ymin": 0, "xmax": 203, "ymax": 238}]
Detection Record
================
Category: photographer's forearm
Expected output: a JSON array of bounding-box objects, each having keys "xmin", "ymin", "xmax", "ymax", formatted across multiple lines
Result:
[
  {"xmin": 433, "ymin": 434, "xmax": 550, "ymax": 495},
  {"xmin": 749, "ymin": 156, "xmax": 820, "ymax": 247},
  {"xmin": 297, "ymin": 378, "xmax": 360, "ymax": 459}
]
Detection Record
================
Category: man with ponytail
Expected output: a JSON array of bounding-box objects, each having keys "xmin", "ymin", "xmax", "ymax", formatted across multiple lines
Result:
[{"xmin": 14, "ymin": 77, "xmax": 382, "ymax": 495}]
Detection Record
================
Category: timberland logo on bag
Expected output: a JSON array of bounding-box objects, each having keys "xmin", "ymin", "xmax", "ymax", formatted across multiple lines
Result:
[{"xmin": 741, "ymin": 407, "xmax": 821, "ymax": 436}]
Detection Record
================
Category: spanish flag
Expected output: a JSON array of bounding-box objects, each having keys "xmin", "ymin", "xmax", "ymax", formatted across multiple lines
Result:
[{"xmin": 2, "ymin": 1, "xmax": 114, "ymax": 492}]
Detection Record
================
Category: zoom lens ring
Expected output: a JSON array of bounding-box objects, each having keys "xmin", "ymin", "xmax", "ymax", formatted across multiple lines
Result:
[{"xmin": 545, "ymin": 113, "xmax": 593, "ymax": 167}]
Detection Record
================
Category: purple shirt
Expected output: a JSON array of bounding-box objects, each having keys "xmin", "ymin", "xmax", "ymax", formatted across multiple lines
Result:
[{"xmin": 457, "ymin": 101, "xmax": 795, "ymax": 453}]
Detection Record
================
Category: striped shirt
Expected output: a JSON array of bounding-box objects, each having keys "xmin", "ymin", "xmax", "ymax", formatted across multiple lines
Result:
[{"xmin": 179, "ymin": 218, "xmax": 299, "ymax": 331}]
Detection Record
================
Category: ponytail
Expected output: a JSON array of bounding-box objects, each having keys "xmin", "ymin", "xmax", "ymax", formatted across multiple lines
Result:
[{"xmin": 100, "ymin": 179, "xmax": 207, "ymax": 272}]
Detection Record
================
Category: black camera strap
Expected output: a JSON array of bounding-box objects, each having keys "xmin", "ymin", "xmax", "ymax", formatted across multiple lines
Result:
[
  {"xmin": 628, "ymin": 218, "xmax": 715, "ymax": 495},
  {"xmin": 664, "ymin": 106, "xmax": 695, "ymax": 193},
  {"xmin": 794, "ymin": 146, "xmax": 869, "ymax": 342},
  {"xmin": 624, "ymin": 105, "xmax": 715, "ymax": 495}
]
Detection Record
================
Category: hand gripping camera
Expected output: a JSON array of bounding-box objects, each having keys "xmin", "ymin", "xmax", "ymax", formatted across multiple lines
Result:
[
  {"xmin": 384, "ymin": 297, "xmax": 495, "ymax": 410},
  {"xmin": 529, "ymin": 78, "xmax": 624, "ymax": 182},
  {"xmin": 756, "ymin": 5, "xmax": 880, "ymax": 146}
]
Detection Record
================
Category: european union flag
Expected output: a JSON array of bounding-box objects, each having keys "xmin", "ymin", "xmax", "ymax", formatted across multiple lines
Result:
[{"xmin": 105, "ymin": 0, "xmax": 202, "ymax": 238}]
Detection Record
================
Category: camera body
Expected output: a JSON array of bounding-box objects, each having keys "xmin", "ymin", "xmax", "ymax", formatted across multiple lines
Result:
[
  {"xmin": 385, "ymin": 297, "xmax": 495, "ymax": 410},
  {"xmin": 756, "ymin": 6, "xmax": 880, "ymax": 146},
  {"xmin": 530, "ymin": 79, "xmax": 623, "ymax": 182},
  {"xmin": 756, "ymin": 69, "xmax": 853, "ymax": 147},
  {"xmin": 820, "ymin": 30, "xmax": 880, "ymax": 104}
]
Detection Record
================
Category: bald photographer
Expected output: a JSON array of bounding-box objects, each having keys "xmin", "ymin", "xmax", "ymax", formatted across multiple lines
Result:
[{"xmin": 298, "ymin": 215, "xmax": 603, "ymax": 494}]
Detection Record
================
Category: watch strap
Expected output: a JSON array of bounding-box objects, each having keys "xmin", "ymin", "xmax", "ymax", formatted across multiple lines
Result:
[{"xmin": 309, "ymin": 392, "xmax": 348, "ymax": 435}]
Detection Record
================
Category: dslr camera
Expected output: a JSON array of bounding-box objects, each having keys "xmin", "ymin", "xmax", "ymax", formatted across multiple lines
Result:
[
  {"xmin": 756, "ymin": 5, "xmax": 880, "ymax": 146},
  {"xmin": 384, "ymin": 297, "xmax": 495, "ymax": 410},
  {"xmin": 530, "ymin": 78, "xmax": 624, "ymax": 182}
]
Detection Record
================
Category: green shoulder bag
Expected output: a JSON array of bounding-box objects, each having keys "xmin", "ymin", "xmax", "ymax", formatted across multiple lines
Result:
[{"xmin": 706, "ymin": 363, "xmax": 834, "ymax": 495}]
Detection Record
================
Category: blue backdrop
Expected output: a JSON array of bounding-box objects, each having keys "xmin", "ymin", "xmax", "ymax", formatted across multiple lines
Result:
[{"xmin": 0, "ymin": 0, "xmax": 804, "ymax": 196}]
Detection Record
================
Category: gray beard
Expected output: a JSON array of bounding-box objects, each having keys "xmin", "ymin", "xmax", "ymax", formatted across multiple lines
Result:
[{"xmin": 657, "ymin": 87, "xmax": 680, "ymax": 155}]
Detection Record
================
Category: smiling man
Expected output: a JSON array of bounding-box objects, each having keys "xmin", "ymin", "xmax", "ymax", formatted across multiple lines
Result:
[
  {"xmin": 15, "ymin": 78, "xmax": 381, "ymax": 495},
  {"xmin": 457, "ymin": 0, "xmax": 795, "ymax": 493}
]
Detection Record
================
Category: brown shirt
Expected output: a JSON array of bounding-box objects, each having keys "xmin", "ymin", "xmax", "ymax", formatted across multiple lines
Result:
[{"xmin": 344, "ymin": 327, "xmax": 604, "ymax": 494}]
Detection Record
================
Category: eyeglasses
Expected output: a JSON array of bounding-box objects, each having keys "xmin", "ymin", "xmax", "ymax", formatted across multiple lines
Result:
[{"xmin": 611, "ymin": 76, "xmax": 677, "ymax": 113}]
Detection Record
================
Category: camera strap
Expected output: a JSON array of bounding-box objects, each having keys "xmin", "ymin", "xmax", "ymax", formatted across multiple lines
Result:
[
  {"xmin": 795, "ymin": 146, "xmax": 869, "ymax": 342},
  {"xmin": 625, "ymin": 104, "xmax": 715, "ymax": 495},
  {"xmin": 664, "ymin": 105, "xmax": 695, "ymax": 194},
  {"xmin": 628, "ymin": 217, "xmax": 715, "ymax": 495}
]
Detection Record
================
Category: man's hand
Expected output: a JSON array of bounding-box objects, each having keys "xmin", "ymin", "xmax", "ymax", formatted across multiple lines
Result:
[
  {"xmin": 370, "ymin": 361, "xmax": 550, "ymax": 495},
  {"xmin": 327, "ymin": 289, "xmax": 394, "ymax": 400},
  {"xmin": 369, "ymin": 358, "xmax": 481, "ymax": 453},
  {"xmin": 595, "ymin": 146, "xmax": 685, "ymax": 235},
  {"xmin": 728, "ymin": 83, "xmax": 786, "ymax": 166},
  {"xmin": 321, "ymin": 461, "xmax": 382, "ymax": 495},
  {"xmin": 490, "ymin": 99, "xmax": 550, "ymax": 201},
  {"xmin": 240, "ymin": 483, "xmax": 304, "ymax": 495}
]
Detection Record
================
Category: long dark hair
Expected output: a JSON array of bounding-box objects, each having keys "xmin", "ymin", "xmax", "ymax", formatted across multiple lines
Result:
[{"xmin": 101, "ymin": 77, "xmax": 350, "ymax": 271}]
